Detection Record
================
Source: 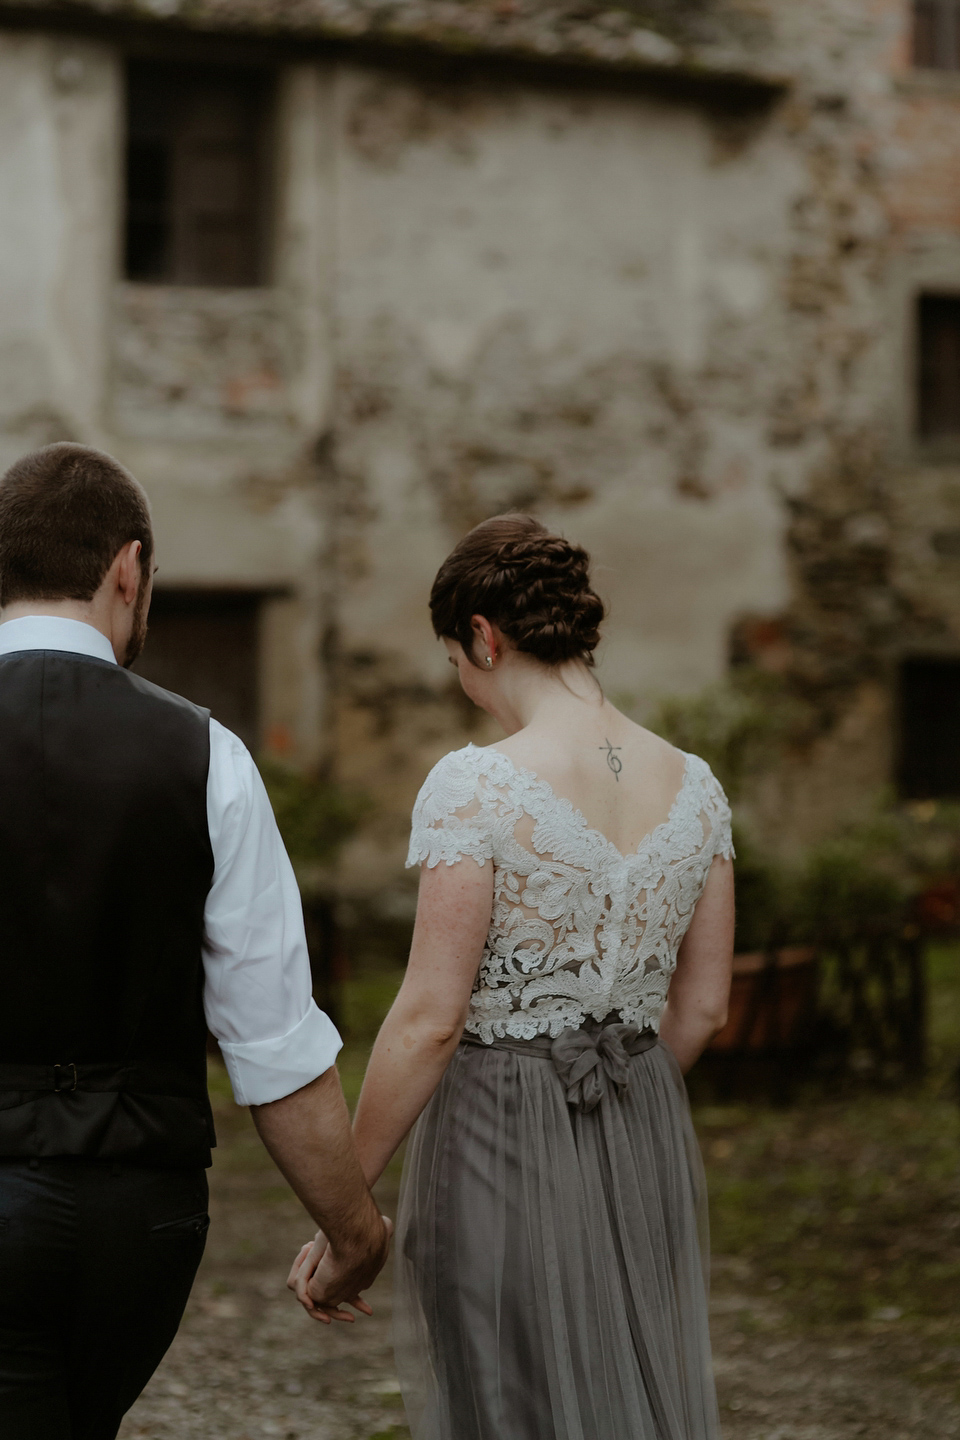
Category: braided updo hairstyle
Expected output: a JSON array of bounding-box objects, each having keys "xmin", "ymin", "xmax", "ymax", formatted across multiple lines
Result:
[{"xmin": 429, "ymin": 513, "xmax": 605, "ymax": 667}]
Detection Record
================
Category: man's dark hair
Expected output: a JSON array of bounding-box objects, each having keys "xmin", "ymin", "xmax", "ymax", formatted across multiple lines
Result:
[{"xmin": 0, "ymin": 444, "xmax": 154, "ymax": 606}]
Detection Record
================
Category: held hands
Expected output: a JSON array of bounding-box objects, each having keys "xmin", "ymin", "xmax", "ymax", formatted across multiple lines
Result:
[{"xmin": 287, "ymin": 1214, "xmax": 393, "ymax": 1325}]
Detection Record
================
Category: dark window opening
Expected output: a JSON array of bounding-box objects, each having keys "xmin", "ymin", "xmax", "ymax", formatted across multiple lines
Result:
[
  {"xmin": 897, "ymin": 657, "xmax": 960, "ymax": 798},
  {"xmin": 917, "ymin": 293, "xmax": 960, "ymax": 440},
  {"xmin": 124, "ymin": 61, "xmax": 272, "ymax": 286},
  {"xmin": 913, "ymin": 1, "xmax": 960, "ymax": 68},
  {"xmin": 133, "ymin": 589, "xmax": 262, "ymax": 750}
]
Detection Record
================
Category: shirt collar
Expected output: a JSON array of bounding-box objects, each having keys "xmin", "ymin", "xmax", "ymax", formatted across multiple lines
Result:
[{"xmin": 0, "ymin": 616, "xmax": 118, "ymax": 666}]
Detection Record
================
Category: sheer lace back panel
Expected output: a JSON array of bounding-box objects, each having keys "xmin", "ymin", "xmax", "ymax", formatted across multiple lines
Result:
[{"xmin": 406, "ymin": 743, "xmax": 734, "ymax": 1043}]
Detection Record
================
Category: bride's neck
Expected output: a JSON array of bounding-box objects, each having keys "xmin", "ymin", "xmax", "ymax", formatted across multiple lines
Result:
[{"xmin": 491, "ymin": 657, "xmax": 603, "ymax": 736}]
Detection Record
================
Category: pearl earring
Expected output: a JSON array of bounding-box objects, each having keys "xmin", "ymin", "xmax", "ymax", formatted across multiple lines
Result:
[{"xmin": 485, "ymin": 655, "xmax": 493, "ymax": 669}]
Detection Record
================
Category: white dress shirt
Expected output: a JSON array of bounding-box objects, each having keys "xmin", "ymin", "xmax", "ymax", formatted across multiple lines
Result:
[{"xmin": 0, "ymin": 615, "xmax": 342, "ymax": 1106}]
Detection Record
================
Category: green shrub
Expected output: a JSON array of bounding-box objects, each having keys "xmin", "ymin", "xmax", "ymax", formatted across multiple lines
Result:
[
  {"xmin": 797, "ymin": 840, "xmax": 908, "ymax": 948},
  {"xmin": 258, "ymin": 756, "xmax": 368, "ymax": 887},
  {"xmin": 648, "ymin": 668, "xmax": 808, "ymax": 801},
  {"xmin": 730, "ymin": 826, "xmax": 797, "ymax": 953}
]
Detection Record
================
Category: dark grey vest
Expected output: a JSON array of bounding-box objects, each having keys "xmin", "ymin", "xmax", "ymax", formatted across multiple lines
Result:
[{"xmin": 0, "ymin": 650, "xmax": 216, "ymax": 1168}]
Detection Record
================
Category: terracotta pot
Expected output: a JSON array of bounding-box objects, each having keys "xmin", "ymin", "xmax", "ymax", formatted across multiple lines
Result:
[
  {"xmin": 915, "ymin": 879, "xmax": 960, "ymax": 936},
  {"xmin": 708, "ymin": 946, "xmax": 818, "ymax": 1054}
]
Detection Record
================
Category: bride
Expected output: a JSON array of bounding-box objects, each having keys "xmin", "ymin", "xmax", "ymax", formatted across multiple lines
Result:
[{"xmin": 294, "ymin": 513, "xmax": 734, "ymax": 1439}]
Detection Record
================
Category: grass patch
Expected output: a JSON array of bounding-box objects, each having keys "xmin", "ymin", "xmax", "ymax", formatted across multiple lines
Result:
[
  {"xmin": 698, "ymin": 942, "xmax": 960, "ymax": 1338},
  {"xmin": 340, "ymin": 971, "xmax": 405, "ymax": 1048}
]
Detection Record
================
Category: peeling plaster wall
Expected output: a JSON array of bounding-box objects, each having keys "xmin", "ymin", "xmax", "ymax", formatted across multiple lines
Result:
[
  {"xmin": 736, "ymin": 0, "xmax": 960, "ymax": 848},
  {"xmin": 328, "ymin": 6, "xmax": 960, "ymax": 889},
  {"xmin": 0, "ymin": 42, "xmax": 335, "ymax": 764},
  {"xmin": 6, "ymin": 2, "xmax": 960, "ymax": 902},
  {"xmin": 111, "ymin": 64, "xmax": 340, "ymax": 764},
  {"xmin": 0, "ymin": 33, "xmax": 118, "ymax": 465},
  {"xmin": 329, "ymin": 68, "xmax": 805, "ymax": 890}
]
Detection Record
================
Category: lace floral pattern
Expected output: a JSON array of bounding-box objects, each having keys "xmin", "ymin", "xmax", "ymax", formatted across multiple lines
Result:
[{"xmin": 406, "ymin": 744, "xmax": 734, "ymax": 1043}]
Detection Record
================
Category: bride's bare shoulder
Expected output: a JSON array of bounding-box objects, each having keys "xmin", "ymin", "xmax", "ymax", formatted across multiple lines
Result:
[{"xmin": 622, "ymin": 718, "xmax": 686, "ymax": 762}]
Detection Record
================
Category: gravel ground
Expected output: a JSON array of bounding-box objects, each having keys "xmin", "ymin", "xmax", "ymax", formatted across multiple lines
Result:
[
  {"xmin": 118, "ymin": 1071, "xmax": 960, "ymax": 1440},
  {"xmin": 710, "ymin": 1273, "xmax": 960, "ymax": 1439},
  {"xmin": 118, "ymin": 1110, "xmax": 408, "ymax": 1440}
]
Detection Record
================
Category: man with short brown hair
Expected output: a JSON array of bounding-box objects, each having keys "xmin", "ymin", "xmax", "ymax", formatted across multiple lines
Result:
[{"xmin": 0, "ymin": 444, "xmax": 389, "ymax": 1439}]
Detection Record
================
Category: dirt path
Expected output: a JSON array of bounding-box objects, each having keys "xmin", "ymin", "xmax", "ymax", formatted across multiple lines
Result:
[
  {"xmin": 119, "ymin": 1163, "xmax": 406, "ymax": 1440},
  {"xmin": 119, "ymin": 1082, "xmax": 960, "ymax": 1440},
  {"xmin": 710, "ymin": 1283, "xmax": 960, "ymax": 1439}
]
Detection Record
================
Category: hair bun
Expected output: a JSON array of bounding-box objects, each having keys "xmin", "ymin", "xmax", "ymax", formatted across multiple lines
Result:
[{"xmin": 429, "ymin": 514, "xmax": 605, "ymax": 668}]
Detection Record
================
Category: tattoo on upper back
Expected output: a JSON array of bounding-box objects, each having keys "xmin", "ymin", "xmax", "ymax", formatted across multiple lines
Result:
[{"xmin": 599, "ymin": 738, "xmax": 622, "ymax": 781}]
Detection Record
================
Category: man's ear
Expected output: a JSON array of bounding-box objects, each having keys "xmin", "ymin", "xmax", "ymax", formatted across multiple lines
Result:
[{"xmin": 116, "ymin": 541, "xmax": 143, "ymax": 606}]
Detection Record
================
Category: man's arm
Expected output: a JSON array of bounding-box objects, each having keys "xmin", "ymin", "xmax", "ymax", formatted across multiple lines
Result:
[
  {"xmin": 251, "ymin": 1066, "xmax": 391, "ymax": 1319},
  {"xmin": 201, "ymin": 722, "xmax": 390, "ymax": 1319},
  {"xmin": 285, "ymin": 857, "xmax": 490, "ymax": 1321}
]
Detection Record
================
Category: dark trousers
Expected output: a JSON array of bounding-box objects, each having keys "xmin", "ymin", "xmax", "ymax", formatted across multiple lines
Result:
[{"xmin": 0, "ymin": 1157, "xmax": 208, "ymax": 1440}]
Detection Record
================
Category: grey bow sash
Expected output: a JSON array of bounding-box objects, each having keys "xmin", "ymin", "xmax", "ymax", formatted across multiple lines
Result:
[{"xmin": 461, "ymin": 1014, "xmax": 657, "ymax": 1113}]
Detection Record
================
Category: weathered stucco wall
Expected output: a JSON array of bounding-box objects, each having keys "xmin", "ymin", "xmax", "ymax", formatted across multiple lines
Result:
[
  {"xmin": 327, "ymin": 1, "xmax": 960, "ymax": 891},
  {"xmin": 3, "ymin": 1, "xmax": 960, "ymax": 909},
  {"xmin": 745, "ymin": 0, "xmax": 960, "ymax": 848},
  {"xmin": 0, "ymin": 38, "xmax": 336, "ymax": 763},
  {"xmin": 327, "ymin": 66, "xmax": 804, "ymax": 890},
  {"xmin": 0, "ymin": 33, "xmax": 118, "ymax": 470}
]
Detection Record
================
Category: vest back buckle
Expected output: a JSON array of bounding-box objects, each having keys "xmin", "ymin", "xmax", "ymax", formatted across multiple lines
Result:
[{"xmin": 53, "ymin": 1063, "xmax": 78, "ymax": 1094}]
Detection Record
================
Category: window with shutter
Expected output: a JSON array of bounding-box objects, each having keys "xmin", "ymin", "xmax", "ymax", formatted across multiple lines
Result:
[
  {"xmin": 918, "ymin": 294, "xmax": 960, "ymax": 440},
  {"xmin": 134, "ymin": 590, "xmax": 262, "ymax": 749},
  {"xmin": 125, "ymin": 62, "xmax": 271, "ymax": 286},
  {"xmin": 898, "ymin": 658, "xmax": 960, "ymax": 799},
  {"xmin": 913, "ymin": 0, "xmax": 960, "ymax": 68}
]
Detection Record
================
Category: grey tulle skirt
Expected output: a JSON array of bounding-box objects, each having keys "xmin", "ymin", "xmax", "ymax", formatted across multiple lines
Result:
[{"xmin": 394, "ymin": 1024, "xmax": 721, "ymax": 1440}]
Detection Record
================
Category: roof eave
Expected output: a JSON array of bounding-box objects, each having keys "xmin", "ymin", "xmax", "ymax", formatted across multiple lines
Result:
[{"xmin": 0, "ymin": 0, "xmax": 788, "ymax": 97}]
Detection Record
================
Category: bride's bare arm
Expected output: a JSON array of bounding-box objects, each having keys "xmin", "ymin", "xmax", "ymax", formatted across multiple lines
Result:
[
  {"xmin": 658, "ymin": 856, "xmax": 734, "ymax": 1073},
  {"xmin": 352, "ymin": 857, "xmax": 494, "ymax": 1187}
]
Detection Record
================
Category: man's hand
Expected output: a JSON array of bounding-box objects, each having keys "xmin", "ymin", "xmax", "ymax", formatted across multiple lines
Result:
[
  {"xmin": 251, "ymin": 1066, "xmax": 392, "ymax": 1321},
  {"xmin": 287, "ymin": 1216, "xmax": 393, "ymax": 1324}
]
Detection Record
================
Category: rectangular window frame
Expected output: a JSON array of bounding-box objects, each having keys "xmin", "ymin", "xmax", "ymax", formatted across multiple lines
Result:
[
  {"xmin": 134, "ymin": 587, "xmax": 269, "ymax": 750},
  {"xmin": 913, "ymin": 0, "xmax": 960, "ymax": 69},
  {"xmin": 914, "ymin": 290, "xmax": 960, "ymax": 456},
  {"xmin": 123, "ymin": 58, "xmax": 276, "ymax": 289},
  {"xmin": 897, "ymin": 655, "xmax": 960, "ymax": 800}
]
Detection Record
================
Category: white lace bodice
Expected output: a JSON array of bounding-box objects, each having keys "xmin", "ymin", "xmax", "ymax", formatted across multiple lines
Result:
[{"xmin": 406, "ymin": 743, "xmax": 734, "ymax": 1043}]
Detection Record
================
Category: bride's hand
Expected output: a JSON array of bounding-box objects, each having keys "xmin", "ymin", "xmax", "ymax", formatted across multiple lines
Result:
[
  {"xmin": 287, "ymin": 1230, "xmax": 374, "ymax": 1324},
  {"xmin": 287, "ymin": 1234, "xmax": 325, "ymax": 1297}
]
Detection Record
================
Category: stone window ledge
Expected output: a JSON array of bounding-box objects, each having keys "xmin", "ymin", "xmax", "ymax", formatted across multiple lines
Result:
[
  {"xmin": 894, "ymin": 69, "xmax": 960, "ymax": 98},
  {"xmin": 111, "ymin": 283, "xmax": 296, "ymax": 443}
]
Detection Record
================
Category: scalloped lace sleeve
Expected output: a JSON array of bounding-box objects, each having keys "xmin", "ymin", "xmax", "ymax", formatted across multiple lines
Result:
[
  {"xmin": 700, "ymin": 763, "xmax": 735, "ymax": 862},
  {"xmin": 406, "ymin": 748, "xmax": 495, "ymax": 870}
]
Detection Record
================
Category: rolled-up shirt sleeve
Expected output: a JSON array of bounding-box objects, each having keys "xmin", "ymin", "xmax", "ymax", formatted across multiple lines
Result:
[{"xmin": 202, "ymin": 719, "xmax": 342, "ymax": 1106}]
